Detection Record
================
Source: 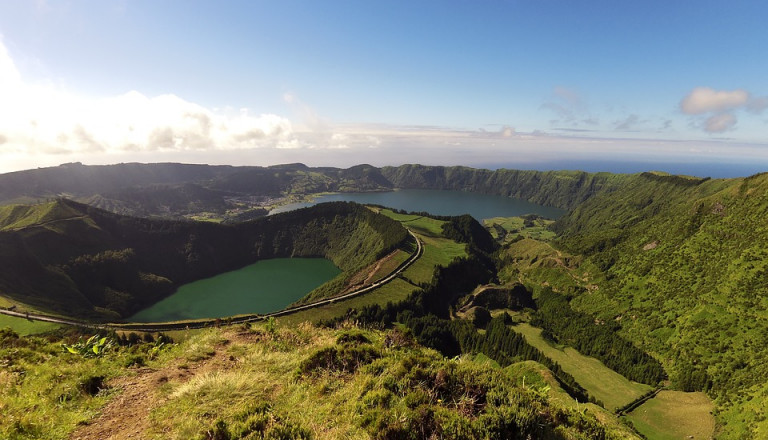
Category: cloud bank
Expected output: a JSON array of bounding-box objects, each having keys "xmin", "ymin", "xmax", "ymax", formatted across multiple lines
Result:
[
  {"xmin": 680, "ymin": 87, "xmax": 749, "ymax": 114},
  {"xmin": 2, "ymin": 39, "xmax": 767, "ymax": 175},
  {"xmin": 0, "ymin": 41, "xmax": 295, "ymax": 161},
  {"xmin": 681, "ymin": 87, "xmax": 767, "ymax": 133}
]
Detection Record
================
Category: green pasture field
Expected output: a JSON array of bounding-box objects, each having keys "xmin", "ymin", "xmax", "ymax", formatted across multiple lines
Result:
[
  {"xmin": 377, "ymin": 209, "xmax": 444, "ymax": 236},
  {"xmin": 281, "ymin": 210, "xmax": 467, "ymax": 326},
  {"xmin": 379, "ymin": 209, "xmax": 468, "ymax": 285},
  {"xmin": 484, "ymin": 216, "xmax": 557, "ymax": 242},
  {"xmin": 0, "ymin": 313, "xmax": 61, "ymax": 335},
  {"xmin": 511, "ymin": 322, "xmax": 652, "ymax": 410},
  {"xmin": 277, "ymin": 278, "xmax": 418, "ymax": 327},
  {"xmin": 401, "ymin": 234, "xmax": 466, "ymax": 285},
  {"xmin": 625, "ymin": 390, "xmax": 715, "ymax": 440}
]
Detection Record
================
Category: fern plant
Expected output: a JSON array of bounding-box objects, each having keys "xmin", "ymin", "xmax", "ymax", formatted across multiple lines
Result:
[{"xmin": 62, "ymin": 335, "xmax": 113, "ymax": 358}]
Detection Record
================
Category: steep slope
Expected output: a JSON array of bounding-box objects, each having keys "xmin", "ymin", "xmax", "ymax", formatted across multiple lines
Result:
[
  {"xmin": 0, "ymin": 162, "xmax": 236, "ymax": 202},
  {"xmin": 549, "ymin": 172, "xmax": 768, "ymax": 437},
  {"xmin": 0, "ymin": 162, "xmax": 632, "ymax": 216},
  {"xmin": 380, "ymin": 164, "xmax": 629, "ymax": 210},
  {"xmin": 0, "ymin": 200, "xmax": 408, "ymax": 320},
  {"xmin": 84, "ymin": 183, "xmax": 233, "ymax": 217}
]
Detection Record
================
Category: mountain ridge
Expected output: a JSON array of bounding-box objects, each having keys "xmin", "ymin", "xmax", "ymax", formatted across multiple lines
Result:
[
  {"xmin": 0, "ymin": 162, "xmax": 634, "ymax": 217},
  {"xmin": 3, "ymin": 161, "xmax": 767, "ymax": 437}
]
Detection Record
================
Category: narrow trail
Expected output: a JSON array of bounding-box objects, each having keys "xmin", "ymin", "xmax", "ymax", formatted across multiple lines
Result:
[
  {"xmin": 362, "ymin": 253, "xmax": 391, "ymax": 285},
  {"xmin": 69, "ymin": 367, "xmax": 160, "ymax": 440},
  {"xmin": 69, "ymin": 331, "xmax": 248, "ymax": 440},
  {"xmin": 57, "ymin": 228, "xmax": 423, "ymax": 438}
]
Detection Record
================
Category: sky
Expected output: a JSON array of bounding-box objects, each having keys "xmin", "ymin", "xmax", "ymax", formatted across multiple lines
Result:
[{"xmin": 0, "ymin": 0, "xmax": 767, "ymax": 177}]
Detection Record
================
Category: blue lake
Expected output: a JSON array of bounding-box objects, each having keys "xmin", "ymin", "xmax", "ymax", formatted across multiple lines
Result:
[{"xmin": 270, "ymin": 189, "xmax": 566, "ymax": 220}]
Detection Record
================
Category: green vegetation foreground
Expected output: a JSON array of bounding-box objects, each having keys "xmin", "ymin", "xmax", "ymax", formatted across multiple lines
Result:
[{"xmin": 0, "ymin": 324, "xmax": 637, "ymax": 440}]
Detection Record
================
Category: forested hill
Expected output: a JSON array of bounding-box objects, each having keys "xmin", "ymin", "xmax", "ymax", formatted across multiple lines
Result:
[
  {"xmin": 0, "ymin": 162, "xmax": 633, "ymax": 215},
  {"xmin": 379, "ymin": 164, "xmax": 628, "ymax": 210},
  {"xmin": 549, "ymin": 171, "xmax": 768, "ymax": 436},
  {"xmin": 0, "ymin": 199, "xmax": 407, "ymax": 320},
  {"xmin": 0, "ymin": 162, "xmax": 236, "ymax": 201}
]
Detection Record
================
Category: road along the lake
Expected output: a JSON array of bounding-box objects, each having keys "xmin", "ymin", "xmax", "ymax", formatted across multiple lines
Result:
[{"xmin": 0, "ymin": 229, "xmax": 423, "ymax": 333}]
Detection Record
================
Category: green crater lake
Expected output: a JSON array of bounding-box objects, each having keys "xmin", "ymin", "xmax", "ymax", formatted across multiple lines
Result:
[{"xmin": 129, "ymin": 258, "xmax": 341, "ymax": 322}]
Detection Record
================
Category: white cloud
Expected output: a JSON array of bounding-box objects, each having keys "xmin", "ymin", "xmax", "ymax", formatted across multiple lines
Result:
[
  {"xmin": 680, "ymin": 87, "xmax": 768, "ymax": 135},
  {"xmin": 0, "ymin": 40, "xmax": 296, "ymax": 161},
  {"xmin": 0, "ymin": 40, "xmax": 21, "ymax": 90},
  {"xmin": 680, "ymin": 87, "xmax": 749, "ymax": 114},
  {"xmin": 553, "ymin": 86, "xmax": 582, "ymax": 106},
  {"xmin": 704, "ymin": 113, "xmax": 737, "ymax": 133},
  {"xmin": 501, "ymin": 126, "xmax": 515, "ymax": 138},
  {"xmin": 282, "ymin": 92, "xmax": 326, "ymax": 130}
]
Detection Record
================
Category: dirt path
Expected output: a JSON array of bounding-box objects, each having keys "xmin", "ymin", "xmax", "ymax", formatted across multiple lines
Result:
[
  {"xmin": 69, "ymin": 367, "xmax": 163, "ymax": 440},
  {"xmin": 362, "ymin": 251, "xmax": 395, "ymax": 285},
  {"xmin": 69, "ymin": 333, "xmax": 241, "ymax": 440}
]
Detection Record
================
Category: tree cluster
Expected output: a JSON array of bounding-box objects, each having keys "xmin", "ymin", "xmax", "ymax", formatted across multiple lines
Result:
[{"xmin": 531, "ymin": 288, "xmax": 666, "ymax": 385}]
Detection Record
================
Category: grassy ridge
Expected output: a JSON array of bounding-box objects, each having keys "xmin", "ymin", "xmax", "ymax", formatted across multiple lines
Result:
[
  {"xmin": 0, "ymin": 200, "xmax": 409, "ymax": 320},
  {"xmin": 0, "ymin": 324, "xmax": 638, "ymax": 439},
  {"xmin": 380, "ymin": 164, "xmax": 630, "ymax": 210},
  {"xmin": 0, "ymin": 202, "xmax": 89, "ymax": 231}
]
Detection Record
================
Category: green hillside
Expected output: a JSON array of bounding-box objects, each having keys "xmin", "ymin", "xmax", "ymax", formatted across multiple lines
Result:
[
  {"xmin": 4, "ymin": 162, "xmax": 768, "ymax": 437},
  {"xmin": 0, "ymin": 199, "xmax": 409, "ymax": 320},
  {"xmin": 0, "ymin": 323, "xmax": 638, "ymax": 440},
  {"xmin": 0, "ymin": 163, "xmax": 631, "ymax": 217},
  {"xmin": 379, "ymin": 164, "xmax": 629, "ymax": 210},
  {"xmin": 540, "ymin": 172, "xmax": 768, "ymax": 437},
  {"xmin": 0, "ymin": 201, "xmax": 92, "ymax": 231}
]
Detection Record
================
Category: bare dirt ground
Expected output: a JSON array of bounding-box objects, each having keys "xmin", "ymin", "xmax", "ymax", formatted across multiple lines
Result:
[
  {"xmin": 362, "ymin": 252, "xmax": 396, "ymax": 285},
  {"xmin": 69, "ymin": 366, "xmax": 164, "ymax": 440},
  {"xmin": 341, "ymin": 250, "xmax": 398, "ymax": 293},
  {"xmin": 69, "ymin": 333, "xmax": 245, "ymax": 440}
]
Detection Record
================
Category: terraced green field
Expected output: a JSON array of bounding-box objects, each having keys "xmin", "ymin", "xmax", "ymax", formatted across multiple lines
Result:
[
  {"xmin": 378, "ymin": 210, "xmax": 467, "ymax": 285},
  {"xmin": 511, "ymin": 322, "xmax": 652, "ymax": 410},
  {"xmin": 483, "ymin": 216, "xmax": 557, "ymax": 242},
  {"xmin": 282, "ymin": 210, "xmax": 467, "ymax": 326}
]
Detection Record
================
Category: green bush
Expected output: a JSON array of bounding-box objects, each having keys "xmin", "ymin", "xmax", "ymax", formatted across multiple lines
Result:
[
  {"xmin": 297, "ymin": 344, "xmax": 380, "ymax": 376},
  {"xmin": 199, "ymin": 403, "xmax": 313, "ymax": 440}
]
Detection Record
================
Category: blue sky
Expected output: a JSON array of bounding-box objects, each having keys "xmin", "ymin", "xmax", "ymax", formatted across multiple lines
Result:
[{"xmin": 0, "ymin": 1, "xmax": 766, "ymax": 176}]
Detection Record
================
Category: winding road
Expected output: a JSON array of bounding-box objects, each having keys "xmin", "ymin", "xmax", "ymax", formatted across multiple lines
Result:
[{"xmin": 0, "ymin": 229, "xmax": 423, "ymax": 333}]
